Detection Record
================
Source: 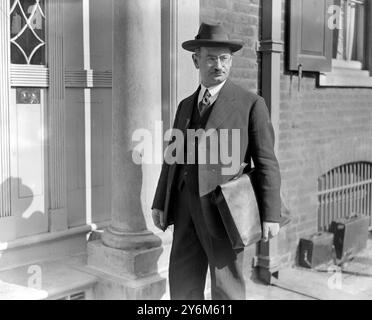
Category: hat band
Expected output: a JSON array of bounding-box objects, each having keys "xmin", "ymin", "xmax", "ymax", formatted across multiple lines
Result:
[{"xmin": 195, "ymin": 33, "xmax": 229, "ymax": 41}]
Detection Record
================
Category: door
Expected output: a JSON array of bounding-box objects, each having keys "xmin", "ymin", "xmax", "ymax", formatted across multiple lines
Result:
[
  {"xmin": 0, "ymin": 0, "xmax": 48, "ymax": 242},
  {"xmin": 8, "ymin": 88, "xmax": 48, "ymax": 240}
]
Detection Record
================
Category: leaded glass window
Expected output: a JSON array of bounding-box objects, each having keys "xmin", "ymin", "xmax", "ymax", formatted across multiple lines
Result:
[{"xmin": 10, "ymin": 0, "xmax": 46, "ymax": 65}]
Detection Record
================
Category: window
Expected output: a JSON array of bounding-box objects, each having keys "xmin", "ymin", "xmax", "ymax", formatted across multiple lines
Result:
[
  {"xmin": 321, "ymin": 0, "xmax": 372, "ymax": 86},
  {"xmin": 332, "ymin": 0, "xmax": 365, "ymax": 66},
  {"xmin": 288, "ymin": 0, "xmax": 333, "ymax": 73},
  {"xmin": 318, "ymin": 162, "xmax": 372, "ymax": 231},
  {"xmin": 10, "ymin": 0, "xmax": 46, "ymax": 65},
  {"xmin": 288, "ymin": 0, "xmax": 372, "ymax": 87}
]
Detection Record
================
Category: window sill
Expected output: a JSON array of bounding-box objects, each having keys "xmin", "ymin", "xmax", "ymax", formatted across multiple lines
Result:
[{"xmin": 318, "ymin": 60, "xmax": 372, "ymax": 88}]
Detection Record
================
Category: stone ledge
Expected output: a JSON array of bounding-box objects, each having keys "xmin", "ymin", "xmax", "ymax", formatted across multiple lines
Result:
[
  {"xmin": 0, "ymin": 258, "xmax": 97, "ymax": 300},
  {"xmin": 81, "ymin": 262, "xmax": 166, "ymax": 300},
  {"xmin": 87, "ymin": 240, "xmax": 163, "ymax": 280},
  {"xmin": 93, "ymin": 271, "xmax": 166, "ymax": 300},
  {"xmin": 319, "ymin": 67, "xmax": 372, "ymax": 88},
  {"xmin": 0, "ymin": 281, "xmax": 48, "ymax": 300}
]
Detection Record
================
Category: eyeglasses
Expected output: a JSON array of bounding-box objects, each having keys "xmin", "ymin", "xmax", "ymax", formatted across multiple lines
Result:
[{"xmin": 196, "ymin": 54, "xmax": 232, "ymax": 66}]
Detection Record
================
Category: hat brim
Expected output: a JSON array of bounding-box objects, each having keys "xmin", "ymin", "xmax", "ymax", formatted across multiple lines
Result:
[{"xmin": 182, "ymin": 39, "xmax": 244, "ymax": 52}]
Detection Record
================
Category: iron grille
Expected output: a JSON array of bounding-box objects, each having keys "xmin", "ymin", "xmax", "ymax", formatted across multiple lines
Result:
[
  {"xmin": 57, "ymin": 291, "xmax": 86, "ymax": 300},
  {"xmin": 318, "ymin": 162, "xmax": 372, "ymax": 231}
]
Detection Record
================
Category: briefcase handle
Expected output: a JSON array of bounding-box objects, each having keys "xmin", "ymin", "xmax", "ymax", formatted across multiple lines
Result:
[{"xmin": 230, "ymin": 162, "xmax": 255, "ymax": 181}]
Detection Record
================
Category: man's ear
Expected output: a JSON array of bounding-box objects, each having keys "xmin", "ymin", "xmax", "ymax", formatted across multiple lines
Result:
[{"xmin": 192, "ymin": 54, "xmax": 199, "ymax": 69}]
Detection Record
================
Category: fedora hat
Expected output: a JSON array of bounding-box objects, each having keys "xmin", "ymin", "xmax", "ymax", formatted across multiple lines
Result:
[{"xmin": 182, "ymin": 23, "xmax": 244, "ymax": 53}]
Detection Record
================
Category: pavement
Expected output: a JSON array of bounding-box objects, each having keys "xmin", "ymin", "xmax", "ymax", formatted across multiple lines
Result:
[
  {"xmin": 258, "ymin": 232, "xmax": 372, "ymax": 300},
  {"xmin": 1, "ymin": 233, "xmax": 372, "ymax": 300}
]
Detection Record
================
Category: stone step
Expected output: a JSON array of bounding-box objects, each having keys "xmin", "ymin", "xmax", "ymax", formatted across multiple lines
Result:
[
  {"xmin": 0, "ymin": 281, "xmax": 48, "ymax": 300},
  {"xmin": 0, "ymin": 257, "xmax": 97, "ymax": 300},
  {"xmin": 75, "ymin": 262, "xmax": 166, "ymax": 300},
  {"xmin": 0, "ymin": 225, "xmax": 98, "ymax": 272}
]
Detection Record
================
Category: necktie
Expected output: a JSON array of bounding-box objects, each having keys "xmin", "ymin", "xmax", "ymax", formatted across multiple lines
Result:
[{"xmin": 198, "ymin": 89, "xmax": 211, "ymax": 116}]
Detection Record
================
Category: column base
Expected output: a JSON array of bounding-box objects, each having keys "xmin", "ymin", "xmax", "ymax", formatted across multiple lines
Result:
[
  {"xmin": 255, "ymin": 237, "xmax": 282, "ymax": 285},
  {"xmin": 102, "ymin": 226, "xmax": 162, "ymax": 250},
  {"xmin": 256, "ymin": 263, "xmax": 280, "ymax": 285},
  {"xmin": 87, "ymin": 239, "xmax": 166, "ymax": 299},
  {"xmin": 93, "ymin": 269, "xmax": 166, "ymax": 300},
  {"xmin": 254, "ymin": 254, "xmax": 281, "ymax": 284},
  {"xmin": 254, "ymin": 217, "xmax": 292, "ymax": 284},
  {"xmin": 88, "ymin": 240, "xmax": 163, "ymax": 280}
]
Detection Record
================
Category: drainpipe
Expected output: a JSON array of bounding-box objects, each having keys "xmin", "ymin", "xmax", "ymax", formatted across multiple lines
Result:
[{"xmin": 255, "ymin": 0, "xmax": 285, "ymax": 284}]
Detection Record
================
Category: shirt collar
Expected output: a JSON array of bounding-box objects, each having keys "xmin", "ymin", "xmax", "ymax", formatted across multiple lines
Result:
[{"xmin": 200, "ymin": 80, "xmax": 226, "ymax": 99}]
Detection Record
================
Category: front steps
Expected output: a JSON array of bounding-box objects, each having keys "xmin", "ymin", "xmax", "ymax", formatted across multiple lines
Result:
[
  {"xmin": 0, "ymin": 225, "xmax": 310, "ymax": 300},
  {"xmin": 0, "ymin": 224, "xmax": 103, "ymax": 272},
  {"xmin": 0, "ymin": 223, "xmax": 109, "ymax": 299},
  {"xmin": 0, "ymin": 256, "xmax": 97, "ymax": 300}
]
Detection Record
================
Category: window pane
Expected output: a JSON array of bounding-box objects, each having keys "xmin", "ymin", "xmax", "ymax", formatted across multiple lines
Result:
[
  {"xmin": 16, "ymin": 88, "xmax": 41, "ymax": 104},
  {"xmin": 11, "ymin": 43, "xmax": 27, "ymax": 64},
  {"xmin": 351, "ymin": 2, "xmax": 365, "ymax": 62},
  {"xmin": 10, "ymin": 0, "xmax": 46, "ymax": 65},
  {"xmin": 332, "ymin": 0, "xmax": 365, "ymax": 64},
  {"xmin": 30, "ymin": 46, "xmax": 45, "ymax": 65},
  {"xmin": 332, "ymin": 0, "xmax": 345, "ymax": 60}
]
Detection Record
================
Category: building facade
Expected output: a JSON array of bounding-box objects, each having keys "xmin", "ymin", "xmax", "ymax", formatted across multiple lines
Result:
[{"xmin": 0, "ymin": 0, "xmax": 371, "ymax": 299}]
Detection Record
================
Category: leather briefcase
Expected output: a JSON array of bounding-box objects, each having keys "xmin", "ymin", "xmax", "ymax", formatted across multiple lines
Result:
[
  {"xmin": 213, "ymin": 165, "xmax": 262, "ymax": 249},
  {"xmin": 329, "ymin": 214, "xmax": 369, "ymax": 260},
  {"xmin": 213, "ymin": 163, "xmax": 290, "ymax": 249},
  {"xmin": 299, "ymin": 232, "xmax": 334, "ymax": 269}
]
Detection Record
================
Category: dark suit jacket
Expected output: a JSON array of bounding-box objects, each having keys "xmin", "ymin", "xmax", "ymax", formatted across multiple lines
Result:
[{"xmin": 152, "ymin": 80, "xmax": 281, "ymax": 238}]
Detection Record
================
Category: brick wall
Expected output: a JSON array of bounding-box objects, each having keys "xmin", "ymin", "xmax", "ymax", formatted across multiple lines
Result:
[
  {"xmin": 200, "ymin": 0, "xmax": 372, "ymax": 268},
  {"xmin": 277, "ymin": 0, "xmax": 372, "ymax": 264},
  {"xmin": 199, "ymin": 0, "xmax": 262, "ymax": 278},
  {"xmin": 200, "ymin": 0, "xmax": 261, "ymax": 92}
]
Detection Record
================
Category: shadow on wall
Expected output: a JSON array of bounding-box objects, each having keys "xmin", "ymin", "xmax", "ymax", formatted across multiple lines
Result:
[
  {"xmin": 12, "ymin": 177, "xmax": 43, "ymax": 219},
  {"xmin": 0, "ymin": 177, "xmax": 43, "ymax": 243}
]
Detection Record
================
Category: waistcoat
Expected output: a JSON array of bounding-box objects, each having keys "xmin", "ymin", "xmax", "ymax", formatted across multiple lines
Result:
[{"xmin": 175, "ymin": 98, "xmax": 215, "ymax": 194}]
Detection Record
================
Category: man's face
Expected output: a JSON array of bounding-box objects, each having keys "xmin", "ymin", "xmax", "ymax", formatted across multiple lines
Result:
[{"xmin": 192, "ymin": 47, "xmax": 233, "ymax": 88}]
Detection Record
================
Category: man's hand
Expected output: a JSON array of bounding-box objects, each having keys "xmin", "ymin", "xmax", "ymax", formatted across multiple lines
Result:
[
  {"xmin": 262, "ymin": 222, "xmax": 280, "ymax": 242},
  {"xmin": 152, "ymin": 209, "xmax": 166, "ymax": 231}
]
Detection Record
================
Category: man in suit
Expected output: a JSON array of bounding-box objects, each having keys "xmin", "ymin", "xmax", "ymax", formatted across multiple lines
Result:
[{"xmin": 151, "ymin": 23, "xmax": 282, "ymax": 300}]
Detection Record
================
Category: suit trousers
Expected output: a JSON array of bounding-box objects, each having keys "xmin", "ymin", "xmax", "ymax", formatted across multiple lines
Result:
[{"xmin": 169, "ymin": 180, "xmax": 246, "ymax": 300}]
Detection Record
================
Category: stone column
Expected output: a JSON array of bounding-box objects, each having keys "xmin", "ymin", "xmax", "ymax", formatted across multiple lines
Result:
[
  {"xmin": 101, "ymin": 0, "xmax": 162, "ymax": 250},
  {"xmin": 88, "ymin": 0, "xmax": 165, "ymax": 299}
]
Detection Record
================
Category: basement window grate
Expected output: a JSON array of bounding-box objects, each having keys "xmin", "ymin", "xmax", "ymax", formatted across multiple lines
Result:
[
  {"xmin": 57, "ymin": 291, "xmax": 86, "ymax": 300},
  {"xmin": 317, "ymin": 161, "xmax": 372, "ymax": 231}
]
